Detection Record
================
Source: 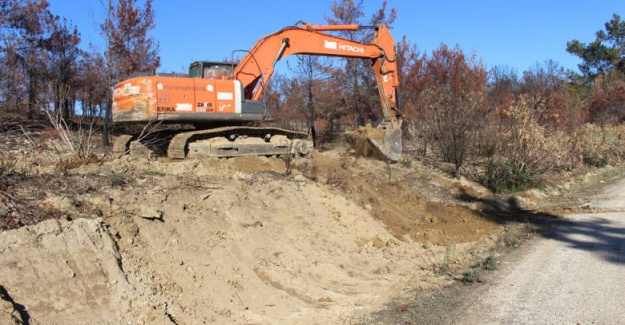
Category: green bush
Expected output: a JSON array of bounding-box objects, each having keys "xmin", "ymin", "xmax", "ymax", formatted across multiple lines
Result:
[
  {"xmin": 480, "ymin": 159, "xmax": 534, "ymax": 193},
  {"xmin": 582, "ymin": 151, "xmax": 608, "ymax": 168}
]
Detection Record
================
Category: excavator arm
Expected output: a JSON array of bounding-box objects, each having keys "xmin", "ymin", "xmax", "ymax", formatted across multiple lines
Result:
[{"xmin": 232, "ymin": 23, "xmax": 403, "ymax": 160}]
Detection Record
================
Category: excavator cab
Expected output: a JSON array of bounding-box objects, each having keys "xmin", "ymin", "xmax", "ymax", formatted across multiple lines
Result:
[{"xmin": 188, "ymin": 61, "xmax": 235, "ymax": 80}]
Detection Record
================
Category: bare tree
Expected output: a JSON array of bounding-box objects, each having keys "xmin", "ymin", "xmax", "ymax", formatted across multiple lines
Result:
[
  {"xmin": 520, "ymin": 60, "xmax": 566, "ymax": 127},
  {"xmin": 423, "ymin": 45, "xmax": 488, "ymax": 178},
  {"xmin": 46, "ymin": 17, "xmax": 82, "ymax": 120},
  {"xmin": 77, "ymin": 50, "xmax": 108, "ymax": 118},
  {"xmin": 6, "ymin": 0, "xmax": 57, "ymax": 119}
]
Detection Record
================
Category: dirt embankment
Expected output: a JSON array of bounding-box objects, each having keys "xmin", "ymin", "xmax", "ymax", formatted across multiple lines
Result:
[{"xmin": 0, "ymin": 140, "xmax": 512, "ymax": 324}]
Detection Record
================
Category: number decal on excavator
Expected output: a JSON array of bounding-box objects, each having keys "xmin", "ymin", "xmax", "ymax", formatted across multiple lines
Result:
[
  {"xmin": 196, "ymin": 102, "xmax": 214, "ymax": 113},
  {"xmin": 196, "ymin": 102, "xmax": 213, "ymax": 108}
]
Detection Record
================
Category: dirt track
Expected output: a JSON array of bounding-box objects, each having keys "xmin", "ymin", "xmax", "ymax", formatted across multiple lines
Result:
[
  {"xmin": 459, "ymin": 175, "xmax": 625, "ymax": 324},
  {"xmin": 0, "ymin": 145, "xmax": 509, "ymax": 324}
]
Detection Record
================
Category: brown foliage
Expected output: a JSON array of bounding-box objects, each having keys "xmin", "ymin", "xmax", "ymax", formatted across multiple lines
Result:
[
  {"xmin": 587, "ymin": 73, "xmax": 625, "ymax": 125},
  {"xmin": 420, "ymin": 45, "xmax": 489, "ymax": 177},
  {"xmin": 102, "ymin": 0, "xmax": 160, "ymax": 79},
  {"xmin": 396, "ymin": 36, "xmax": 428, "ymax": 119},
  {"xmin": 495, "ymin": 95, "xmax": 560, "ymax": 174},
  {"xmin": 518, "ymin": 60, "xmax": 569, "ymax": 127}
]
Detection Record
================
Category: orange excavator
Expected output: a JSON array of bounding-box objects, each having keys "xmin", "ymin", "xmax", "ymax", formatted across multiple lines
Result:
[{"xmin": 112, "ymin": 22, "xmax": 403, "ymax": 161}]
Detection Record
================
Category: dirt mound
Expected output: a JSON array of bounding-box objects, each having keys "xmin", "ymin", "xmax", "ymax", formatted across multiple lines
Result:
[
  {"xmin": 0, "ymin": 132, "xmax": 506, "ymax": 323},
  {"xmin": 0, "ymin": 218, "xmax": 177, "ymax": 324},
  {"xmin": 303, "ymin": 150, "xmax": 503, "ymax": 245}
]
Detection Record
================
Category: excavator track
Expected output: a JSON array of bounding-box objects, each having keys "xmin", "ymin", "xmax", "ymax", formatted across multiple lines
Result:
[{"xmin": 114, "ymin": 126, "xmax": 312, "ymax": 160}]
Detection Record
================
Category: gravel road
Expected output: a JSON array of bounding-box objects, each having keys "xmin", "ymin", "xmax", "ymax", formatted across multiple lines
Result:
[{"xmin": 459, "ymin": 177, "xmax": 625, "ymax": 324}]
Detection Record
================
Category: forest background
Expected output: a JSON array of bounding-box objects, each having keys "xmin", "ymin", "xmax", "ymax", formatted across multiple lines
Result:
[{"xmin": 2, "ymin": 0, "xmax": 625, "ymax": 192}]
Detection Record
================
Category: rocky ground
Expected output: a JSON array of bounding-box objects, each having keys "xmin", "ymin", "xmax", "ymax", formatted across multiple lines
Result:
[{"xmin": 0, "ymin": 121, "xmax": 597, "ymax": 324}]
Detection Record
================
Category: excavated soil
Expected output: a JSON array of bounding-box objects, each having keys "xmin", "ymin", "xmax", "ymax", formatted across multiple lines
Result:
[{"xmin": 0, "ymin": 129, "xmax": 515, "ymax": 324}]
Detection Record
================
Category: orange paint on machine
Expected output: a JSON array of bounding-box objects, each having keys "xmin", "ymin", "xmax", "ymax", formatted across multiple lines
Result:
[
  {"xmin": 113, "ymin": 73, "xmax": 244, "ymax": 123},
  {"xmin": 111, "ymin": 24, "xmax": 403, "ymax": 161}
]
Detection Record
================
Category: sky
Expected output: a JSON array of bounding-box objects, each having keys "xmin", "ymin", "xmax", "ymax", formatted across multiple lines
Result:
[{"xmin": 48, "ymin": 0, "xmax": 625, "ymax": 75}]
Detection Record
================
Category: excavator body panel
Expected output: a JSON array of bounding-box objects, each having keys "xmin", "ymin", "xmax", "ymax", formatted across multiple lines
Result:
[{"xmin": 112, "ymin": 75, "xmax": 265, "ymax": 124}]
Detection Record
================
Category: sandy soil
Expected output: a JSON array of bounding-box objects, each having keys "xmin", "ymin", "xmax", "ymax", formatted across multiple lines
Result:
[{"xmin": 0, "ymin": 131, "xmax": 514, "ymax": 324}]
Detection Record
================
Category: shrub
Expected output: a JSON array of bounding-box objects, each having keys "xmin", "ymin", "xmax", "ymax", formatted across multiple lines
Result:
[
  {"xmin": 496, "ymin": 96, "xmax": 557, "ymax": 175},
  {"xmin": 572, "ymin": 124, "xmax": 625, "ymax": 167},
  {"xmin": 582, "ymin": 151, "xmax": 609, "ymax": 168},
  {"xmin": 481, "ymin": 159, "xmax": 534, "ymax": 193}
]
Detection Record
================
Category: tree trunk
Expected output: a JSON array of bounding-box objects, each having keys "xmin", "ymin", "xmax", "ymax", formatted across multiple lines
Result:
[
  {"xmin": 102, "ymin": 96, "xmax": 111, "ymax": 146},
  {"xmin": 27, "ymin": 77, "xmax": 36, "ymax": 120},
  {"xmin": 62, "ymin": 96, "xmax": 70, "ymax": 120}
]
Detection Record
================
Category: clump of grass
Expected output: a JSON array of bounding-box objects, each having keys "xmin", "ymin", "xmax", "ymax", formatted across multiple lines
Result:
[
  {"xmin": 435, "ymin": 244, "xmax": 457, "ymax": 276},
  {"xmin": 500, "ymin": 222, "xmax": 535, "ymax": 248},
  {"xmin": 459, "ymin": 252, "xmax": 499, "ymax": 285},
  {"xmin": 481, "ymin": 253, "xmax": 498, "ymax": 271},
  {"xmin": 143, "ymin": 169, "xmax": 166, "ymax": 177},
  {"xmin": 0, "ymin": 157, "xmax": 19, "ymax": 177},
  {"xmin": 460, "ymin": 269, "xmax": 482, "ymax": 284},
  {"xmin": 108, "ymin": 174, "xmax": 128, "ymax": 187}
]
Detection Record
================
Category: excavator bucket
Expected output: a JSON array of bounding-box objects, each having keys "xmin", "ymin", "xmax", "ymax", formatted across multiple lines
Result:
[{"xmin": 345, "ymin": 120, "xmax": 403, "ymax": 162}]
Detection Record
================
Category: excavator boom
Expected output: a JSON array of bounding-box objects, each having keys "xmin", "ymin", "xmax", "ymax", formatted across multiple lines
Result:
[{"xmin": 234, "ymin": 23, "xmax": 401, "ymax": 121}]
